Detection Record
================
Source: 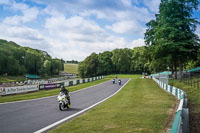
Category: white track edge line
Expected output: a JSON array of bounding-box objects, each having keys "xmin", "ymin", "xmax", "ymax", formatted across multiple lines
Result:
[
  {"xmin": 34, "ymin": 78, "xmax": 130, "ymax": 133},
  {"xmin": 0, "ymin": 79, "xmax": 111, "ymax": 105}
]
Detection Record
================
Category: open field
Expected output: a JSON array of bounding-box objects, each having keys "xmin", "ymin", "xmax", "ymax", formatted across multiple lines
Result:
[
  {"xmin": 50, "ymin": 78, "xmax": 176, "ymax": 133},
  {"xmin": 0, "ymin": 78, "xmax": 110, "ymax": 103},
  {"xmin": 169, "ymin": 79, "xmax": 200, "ymax": 132},
  {"xmin": 106, "ymin": 74, "xmax": 141, "ymax": 79},
  {"xmin": 64, "ymin": 63, "xmax": 78, "ymax": 74}
]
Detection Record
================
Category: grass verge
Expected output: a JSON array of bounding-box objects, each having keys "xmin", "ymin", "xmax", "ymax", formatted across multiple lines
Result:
[
  {"xmin": 169, "ymin": 79, "xmax": 200, "ymax": 133},
  {"xmin": 50, "ymin": 78, "xmax": 175, "ymax": 133},
  {"xmin": 0, "ymin": 78, "xmax": 110, "ymax": 103}
]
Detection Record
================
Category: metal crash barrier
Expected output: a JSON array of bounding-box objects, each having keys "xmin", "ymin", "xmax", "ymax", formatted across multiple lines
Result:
[{"xmin": 152, "ymin": 77, "xmax": 189, "ymax": 133}]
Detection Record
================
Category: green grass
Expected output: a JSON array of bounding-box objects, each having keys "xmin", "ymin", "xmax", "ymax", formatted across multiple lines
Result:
[
  {"xmin": 0, "ymin": 78, "xmax": 110, "ymax": 103},
  {"xmin": 106, "ymin": 74, "xmax": 141, "ymax": 79},
  {"xmin": 64, "ymin": 63, "xmax": 78, "ymax": 74},
  {"xmin": 50, "ymin": 78, "xmax": 175, "ymax": 133},
  {"xmin": 0, "ymin": 76, "xmax": 26, "ymax": 83},
  {"xmin": 169, "ymin": 79, "xmax": 200, "ymax": 133}
]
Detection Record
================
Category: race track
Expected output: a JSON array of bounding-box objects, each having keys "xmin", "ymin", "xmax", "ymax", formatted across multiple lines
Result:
[{"xmin": 0, "ymin": 79, "xmax": 129, "ymax": 133}]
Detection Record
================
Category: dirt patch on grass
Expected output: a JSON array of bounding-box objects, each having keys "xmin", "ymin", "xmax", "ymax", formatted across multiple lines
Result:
[{"xmin": 104, "ymin": 124, "xmax": 117, "ymax": 130}]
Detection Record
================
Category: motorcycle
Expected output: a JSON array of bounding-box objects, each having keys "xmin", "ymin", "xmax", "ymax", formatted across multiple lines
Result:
[
  {"xmin": 112, "ymin": 79, "xmax": 115, "ymax": 84},
  {"xmin": 118, "ymin": 80, "xmax": 121, "ymax": 85},
  {"xmin": 57, "ymin": 92, "xmax": 70, "ymax": 111}
]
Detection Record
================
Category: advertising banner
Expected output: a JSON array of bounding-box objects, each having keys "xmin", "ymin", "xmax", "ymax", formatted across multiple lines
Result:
[
  {"xmin": 39, "ymin": 82, "xmax": 64, "ymax": 90},
  {"xmin": 0, "ymin": 85, "xmax": 38, "ymax": 95}
]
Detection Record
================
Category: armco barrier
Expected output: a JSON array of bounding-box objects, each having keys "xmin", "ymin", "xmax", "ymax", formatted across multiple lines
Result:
[{"xmin": 152, "ymin": 77, "xmax": 189, "ymax": 133}]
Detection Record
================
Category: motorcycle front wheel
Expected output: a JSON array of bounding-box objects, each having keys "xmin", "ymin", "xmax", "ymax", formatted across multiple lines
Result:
[{"xmin": 59, "ymin": 103, "xmax": 65, "ymax": 111}]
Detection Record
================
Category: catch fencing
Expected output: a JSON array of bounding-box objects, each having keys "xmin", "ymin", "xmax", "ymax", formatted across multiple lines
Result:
[{"xmin": 152, "ymin": 77, "xmax": 189, "ymax": 133}]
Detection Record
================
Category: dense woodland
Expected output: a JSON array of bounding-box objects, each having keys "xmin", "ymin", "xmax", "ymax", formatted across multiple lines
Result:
[
  {"xmin": 78, "ymin": 47, "xmax": 150, "ymax": 77},
  {"xmin": 0, "ymin": 39, "xmax": 64, "ymax": 76},
  {"xmin": 79, "ymin": 0, "xmax": 200, "ymax": 78}
]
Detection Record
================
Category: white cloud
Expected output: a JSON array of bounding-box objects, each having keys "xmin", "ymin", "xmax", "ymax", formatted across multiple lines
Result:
[
  {"xmin": 43, "ymin": 15, "xmax": 128, "ymax": 60},
  {"xmin": 120, "ymin": 0, "xmax": 132, "ymax": 7},
  {"xmin": 128, "ymin": 38, "xmax": 146, "ymax": 48},
  {"xmin": 0, "ymin": 0, "xmax": 11, "ymax": 5},
  {"xmin": 44, "ymin": 15, "xmax": 104, "ymax": 42},
  {"xmin": 1, "ymin": 0, "xmax": 39, "ymax": 25},
  {"xmin": 79, "ymin": 6, "xmax": 152, "ymax": 23},
  {"xmin": 106, "ymin": 20, "xmax": 145, "ymax": 35},
  {"xmin": 143, "ymin": 0, "xmax": 160, "ymax": 13},
  {"xmin": 0, "ymin": 23, "xmax": 50, "ymax": 50}
]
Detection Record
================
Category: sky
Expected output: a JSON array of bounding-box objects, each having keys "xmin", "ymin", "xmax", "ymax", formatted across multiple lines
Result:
[{"xmin": 0, "ymin": 0, "xmax": 199, "ymax": 61}]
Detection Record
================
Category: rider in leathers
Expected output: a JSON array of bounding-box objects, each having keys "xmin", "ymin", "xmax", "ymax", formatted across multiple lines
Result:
[{"xmin": 60, "ymin": 86, "xmax": 71, "ymax": 104}]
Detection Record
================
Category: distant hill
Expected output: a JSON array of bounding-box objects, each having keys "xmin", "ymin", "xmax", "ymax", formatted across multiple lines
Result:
[{"xmin": 64, "ymin": 63, "xmax": 78, "ymax": 74}]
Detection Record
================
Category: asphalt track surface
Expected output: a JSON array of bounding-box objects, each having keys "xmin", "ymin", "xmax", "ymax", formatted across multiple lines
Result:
[{"xmin": 0, "ymin": 79, "xmax": 129, "ymax": 133}]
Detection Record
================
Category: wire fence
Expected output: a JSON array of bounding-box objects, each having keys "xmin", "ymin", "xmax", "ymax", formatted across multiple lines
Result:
[{"xmin": 182, "ymin": 78, "xmax": 200, "ymax": 89}]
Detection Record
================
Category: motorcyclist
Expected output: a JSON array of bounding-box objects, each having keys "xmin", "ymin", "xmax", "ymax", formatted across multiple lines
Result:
[
  {"xmin": 118, "ymin": 79, "xmax": 121, "ymax": 85},
  {"xmin": 60, "ymin": 85, "xmax": 71, "ymax": 104},
  {"xmin": 112, "ymin": 79, "xmax": 115, "ymax": 84}
]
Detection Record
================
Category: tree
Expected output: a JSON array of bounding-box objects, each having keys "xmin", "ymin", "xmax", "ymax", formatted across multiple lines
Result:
[
  {"xmin": 111, "ymin": 48, "xmax": 132, "ymax": 73},
  {"xmin": 0, "ymin": 39, "xmax": 64, "ymax": 76},
  {"xmin": 78, "ymin": 60, "xmax": 87, "ymax": 78},
  {"xmin": 131, "ymin": 46, "xmax": 150, "ymax": 73},
  {"xmin": 86, "ymin": 53, "xmax": 99, "ymax": 77},
  {"xmin": 97, "ymin": 51, "xmax": 113, "ymax": 74},
  {"xmin": 78, "ymin": 53, "xmax": 99, "ymax": 78},
  {"xmin": 145, "ymin": 0, "xmax": 200, "ymax": 79}
]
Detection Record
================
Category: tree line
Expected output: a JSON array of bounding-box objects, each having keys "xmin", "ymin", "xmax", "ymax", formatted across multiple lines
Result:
[
  {"xmin": 78, "ymin": 47, "xmax": 150, "ymax": 78},
  {"xmin": 65, "ymin": 60, "xmax": 79, "ymax": 64},
  {"xmin": 0, "ymin": 39, "xmax": 64, "ymax": 76},
  {"xmin": 79, "ymin": 0, "xmax": 200, "ymax": 79}
]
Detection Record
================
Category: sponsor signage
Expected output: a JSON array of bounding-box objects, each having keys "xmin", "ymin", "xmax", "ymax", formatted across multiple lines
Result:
[
  {"xmin": 0, "ymin": 85, "xmax": 38, "ymax": 95},
  {"xmin": 39, "ymin": 82, "xmax": 64, "ymax": 90}
]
